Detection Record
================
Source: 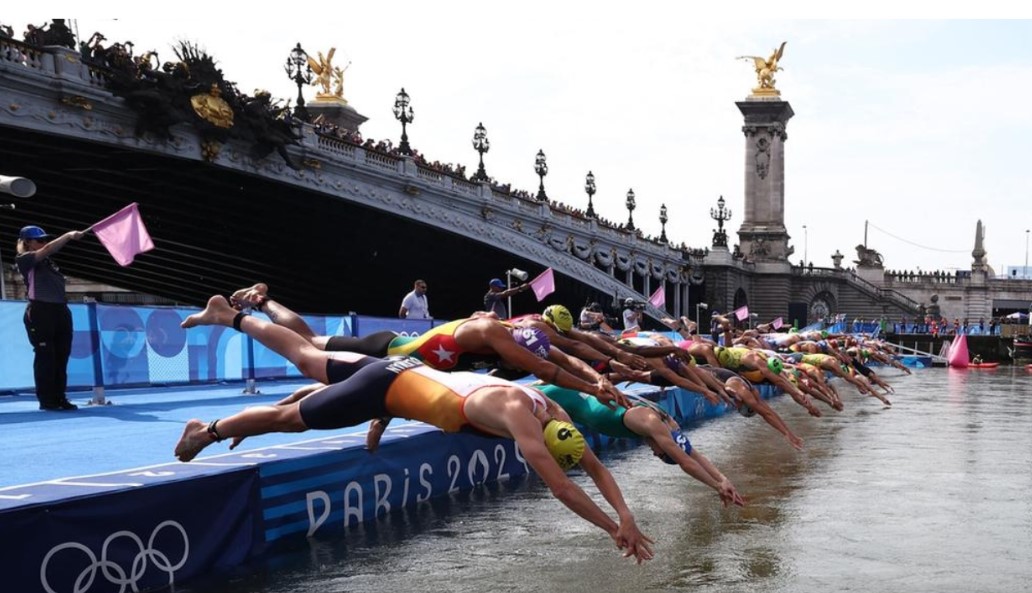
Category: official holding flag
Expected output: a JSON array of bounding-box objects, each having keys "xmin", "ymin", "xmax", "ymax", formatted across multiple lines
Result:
[{"xmin": 15, "ymin": 224, "xmax": 88, "ymax": 411}]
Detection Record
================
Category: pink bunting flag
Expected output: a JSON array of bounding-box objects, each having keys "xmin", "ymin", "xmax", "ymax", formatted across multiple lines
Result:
[
  {"xmin": 649, "ymin": 286, "xmax": 665, "ymax": 309},
  {"xmin": 734, "ymin": 305, "xmax": 750, "ymax": 321},
  {"xmin": 90, "ymin": 203, "xmax": 155, "ymax": 266},
  {"xmin": 528, "ymin": 268, "xmax": 555, "ymax": 301},
  {"xmin": 772, "ymin": 317, "xmax": 784, "ymax": 330}
]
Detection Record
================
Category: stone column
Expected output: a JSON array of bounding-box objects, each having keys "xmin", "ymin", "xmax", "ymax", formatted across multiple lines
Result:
[{"xmin": 736, "ymin": 98, "xmax": 794, "ymax": 261}]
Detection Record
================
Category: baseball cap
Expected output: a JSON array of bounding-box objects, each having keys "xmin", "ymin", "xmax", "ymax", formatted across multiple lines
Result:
[
  {"xmin": 489, "ymin": 278, "xmax": 506, "ymax": 289},
  {"xmin": 19, "ymin": 225, "xmax": 50, "ymax": 241}
]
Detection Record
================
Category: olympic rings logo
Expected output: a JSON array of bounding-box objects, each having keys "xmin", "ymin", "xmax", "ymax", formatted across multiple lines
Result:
[{"xmin": 40, "ymin": 520, "xmax": 189, "ymax": 593}]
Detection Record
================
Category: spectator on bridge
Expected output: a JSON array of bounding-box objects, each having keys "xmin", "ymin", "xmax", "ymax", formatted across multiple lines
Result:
[
  {"xmin": 15, "ymin": 224, "xmax": 88, "ymax": 411},
  {"xmin": 398, "ymin": 279, "xmax": 430, "ymax": 319}
]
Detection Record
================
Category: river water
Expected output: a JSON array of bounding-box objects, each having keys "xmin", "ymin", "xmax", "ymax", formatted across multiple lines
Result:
[{"xmin": 184, "ymin": 367, "xmax": 1032, "ymax": 593}]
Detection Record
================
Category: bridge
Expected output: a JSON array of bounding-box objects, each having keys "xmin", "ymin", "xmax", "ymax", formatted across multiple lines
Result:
[{"xmin": 0, "ymin": 36, "xmax": 690, "ymax": 320}]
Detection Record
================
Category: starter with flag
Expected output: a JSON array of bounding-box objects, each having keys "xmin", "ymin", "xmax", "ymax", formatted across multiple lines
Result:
[{"xmin": 90, "ymin": 203, "xmax": 155, "ymax": 266}]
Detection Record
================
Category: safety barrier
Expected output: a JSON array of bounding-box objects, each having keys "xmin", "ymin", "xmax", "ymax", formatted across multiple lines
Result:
[{"xmin": 0, "ymin": 300, "xmax": 437, "ymax": 394}]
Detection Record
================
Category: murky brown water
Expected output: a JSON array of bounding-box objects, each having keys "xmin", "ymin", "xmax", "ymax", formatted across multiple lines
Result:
[{"xmin": 184, "ymin": 367, "xmax": 1032, "ymax": 593}]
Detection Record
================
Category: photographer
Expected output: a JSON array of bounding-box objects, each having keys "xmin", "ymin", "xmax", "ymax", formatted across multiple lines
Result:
[{"xmin": 622, "ymin": 298, "xmax": 644, "ymax": 333}]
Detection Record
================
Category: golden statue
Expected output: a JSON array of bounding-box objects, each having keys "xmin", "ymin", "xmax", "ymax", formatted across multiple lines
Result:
[
  {"xmin": 308, "ymin": 48, "xmax": 349, "ymax": 103},
  {"xmin": 738, "ymin": 41, "xmax": 787, "ymax": 96}
]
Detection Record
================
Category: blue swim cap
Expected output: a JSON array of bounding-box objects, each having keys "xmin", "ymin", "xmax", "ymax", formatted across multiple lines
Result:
[
  {"xmin": 659, "ymin": 429, "xmax": 692, "ymax": 464},
  {"xmin": 511, "ymin": 326, "xmax": 550, "ymax": 359}
]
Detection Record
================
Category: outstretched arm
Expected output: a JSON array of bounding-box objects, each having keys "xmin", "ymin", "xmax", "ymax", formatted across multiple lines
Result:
[{"xmin": 507, "ymin": 412, "xmax": 653, "ymax": 563}]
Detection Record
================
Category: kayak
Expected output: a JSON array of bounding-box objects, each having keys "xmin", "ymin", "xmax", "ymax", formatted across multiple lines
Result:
[{"xmin": 969, "ymin": 362, "xmax": 999, "ymax": 369}]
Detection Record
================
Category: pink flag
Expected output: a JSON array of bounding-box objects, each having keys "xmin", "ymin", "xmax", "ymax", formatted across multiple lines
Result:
[
  {"xmin": 734, "ymin": 305, "xmax": 749, "ymax": 321},
  {"xmin": 772, "ymin": 317, "xmax": 784, "ymax": 330},
  {"xmin": 648, "ymin": 286, "xmax": 665, "ymax": 309},
  {"xmin": 528, "ymin": 268, "xmax": 555, "ymax": 301},
  {"xmin": 90, "ymin": 203, "xmax": 155, "ymax": 266}
]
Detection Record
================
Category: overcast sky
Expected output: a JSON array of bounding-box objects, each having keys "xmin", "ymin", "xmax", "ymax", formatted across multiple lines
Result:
[{"xmin": 8, "ymin": 7, "xmax": 1032, "ymax": 275}]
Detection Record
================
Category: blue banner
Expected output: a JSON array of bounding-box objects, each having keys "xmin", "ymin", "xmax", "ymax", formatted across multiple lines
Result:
[
  {"xmin": 0, "ymin": 469, "xmax": 260, "ymax": 593},
  {"xmin": 258, "ymin": 426, "xmax": 529, "ymax": 545},
  {"xmin": 0, "ymin": 300, "xmax": 402, "ymax": 392}
]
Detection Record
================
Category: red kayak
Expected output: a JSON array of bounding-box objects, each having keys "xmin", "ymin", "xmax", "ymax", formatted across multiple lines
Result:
[{"xmin": 969, "ymin": 362, "xmax": 1000, "ymax": 369}]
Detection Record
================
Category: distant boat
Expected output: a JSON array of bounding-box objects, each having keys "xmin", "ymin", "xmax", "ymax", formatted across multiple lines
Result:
[
  {"xmin": 1010, "ymin": 339, "xmax": 1032, "ymax": 361},
  {"xmin": 968, "ymin": 362, "xmax": 1000, "ymax": 369}
]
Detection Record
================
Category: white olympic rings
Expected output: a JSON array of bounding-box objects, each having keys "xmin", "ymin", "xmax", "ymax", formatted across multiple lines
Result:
[{"xmin": 40, "ymin": 520, "xmax": 189, "ymax": 593}]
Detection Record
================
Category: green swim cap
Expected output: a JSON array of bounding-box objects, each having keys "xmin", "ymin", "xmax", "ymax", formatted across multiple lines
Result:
[
  {"xmin": 821, "ymin": 330, "xmax": 829, "ymax": 339},
  {"xmin": 767, "ymin": 357, "xmax": 784, "ymax": 374}
]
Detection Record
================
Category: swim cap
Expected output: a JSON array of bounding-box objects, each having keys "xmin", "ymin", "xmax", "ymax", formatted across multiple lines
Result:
[
  {"xmin": 542, "ymin": 305, "xmax": 573, "ymax": 334},
  {"xmin": 663, "ymin": 353, "xmax": 683, "ymax": 373},
  {"xmin": 543, "ymin": 420, "xmax": 585, "ymax": 470},
  {"xmin": 511, "ymin": 327, "xmax": 550, "ymax": 359},
  {"xmin": 821, "ymin": 330, "xmax": 829, "ymax": 339},
  {"xmin": 659, "ymin": 429, "xmax": 693, "ymax": 464},
  {"xmin": 767, "ymin": 357, "xmax": 784, "ymax": 374}
]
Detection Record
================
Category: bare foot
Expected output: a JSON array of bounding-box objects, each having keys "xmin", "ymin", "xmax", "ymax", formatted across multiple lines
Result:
[
  {"xmin": 182, "ymin": 295, "xmax": 237, "ymax": 329},
  {"xmin": 230, "ymin": 283, "xmax": 269, "ymax": 308},
  {"xmin": 175, "ymin": 419, "xmax": 214, "ymax": 462},
  {"xmin": 365, "ymin": 418, "xmax": 389, "ymax": 452}
]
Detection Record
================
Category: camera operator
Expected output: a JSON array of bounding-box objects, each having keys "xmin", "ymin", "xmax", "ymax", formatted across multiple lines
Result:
[{"xmin": 622, "ymin": 297, "xmax": 644, "ymax": 332}]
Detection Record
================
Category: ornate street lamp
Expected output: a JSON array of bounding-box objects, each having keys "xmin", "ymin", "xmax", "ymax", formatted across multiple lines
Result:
[
  {"xmin": 392, "ymin": 88, "xmax": 414, "ymax": 155},
  {"xmin": 471, "ymin": 122, "xmax": 490, "ymax": 182},
  {"xmin": 659, "ymin": 203, "xmax": 669, "ymax": 243},
  {"xmin": 625, "ymin": 188, "xmax": 636, "ymax": 231},
  {"xmin": 534, "ymin": 149, "xmax": 549, "ymax": 201},
  {"xmin": 710, "ymin": 195, "xmax": 732, "ymax": 247},
  {"xmin": 284, "ymin": 42, "xmax": 313, "ymax": 122},
  {"xmin": 584, "ymin": 171, "xmax": 597, "ymax": 218}
]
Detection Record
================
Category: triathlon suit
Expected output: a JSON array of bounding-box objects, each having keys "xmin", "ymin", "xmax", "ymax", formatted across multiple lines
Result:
[
  {"xmin": 715, "ymin": 347, "xmax": 768, "ymax": 383},
  {"xmin": 800, "ymin": 353, "xmax": 834, "ymax": 367},
  {"xmin": 535, "ymin": 384, "xmax": 638, "ymax": 439},
  {"xmin": 301, "ymin": 355, "xmax": 548, "ymax": 432},
  {"xmin": 324, "ymin": 318, "xmax": 504, "ymax": 371}
]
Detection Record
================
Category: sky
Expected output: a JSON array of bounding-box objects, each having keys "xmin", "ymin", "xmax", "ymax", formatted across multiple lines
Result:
[{"xmin": 7, "ymin": 6, "xmax": 1032, "ymax": 275}]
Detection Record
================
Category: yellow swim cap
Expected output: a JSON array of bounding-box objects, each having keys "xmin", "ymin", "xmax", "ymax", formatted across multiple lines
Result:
[
  {"xmin": 542, "ymin": 305, "xmax": 574, "ymax": 334},
  {"xmin": 543, "ymin": 420, "xmax": 585, "ymax": 470}
]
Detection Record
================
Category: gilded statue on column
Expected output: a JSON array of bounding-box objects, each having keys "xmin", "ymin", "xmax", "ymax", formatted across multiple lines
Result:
[
  {"xmin": 737, "ymin": 41, "xmax": 786, "ymax": 96},
  {"xmin": 307, "ymin": 47, "xmax": 350, "ymax": 103}
]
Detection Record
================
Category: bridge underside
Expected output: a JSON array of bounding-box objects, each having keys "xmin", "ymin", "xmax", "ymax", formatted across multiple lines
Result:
[{"xmin": 0, "ymin": 125, "xmax": 606, "ymax": 318}]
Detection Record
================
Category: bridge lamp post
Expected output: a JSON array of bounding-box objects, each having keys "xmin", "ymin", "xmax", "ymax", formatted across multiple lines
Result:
[
  {"xmin": 659, "ymin": 204, "xmax": 669, "ymax": 243},
  {"xmin": 1025, "ymin": 229, "xmax": 1029, "ymax": 279},
  {"xmin": 534, "ymin": 150, "xmax": 549, "ymax": 202},
  {"xmin": 803, "ymin": 224, "xmax": 808, "ymax": 266},
  {"xmin": 696, "ymin": 302, "xmax": 708, "ymax": 325},
  {"xmin": 584, "ymin": 171, "xmax": 596, "ymax": 218},
  {"xmin": 625, "ymin": 188, "xmax": 636, "ymax": 231},
  {"xmin": 284, "ymin": 43, "xmax": 313, "ymax": 122},
  {"xmin": 471, "ymin": 123, "xmax": 490, "ymax": 182},
  {"xmin": 0, "ymin": 175, "xmax": 36, "ymax": 300},
  {"xmin": 392, "ymin": 88, "xmax": 414, "ymax": 156}
]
